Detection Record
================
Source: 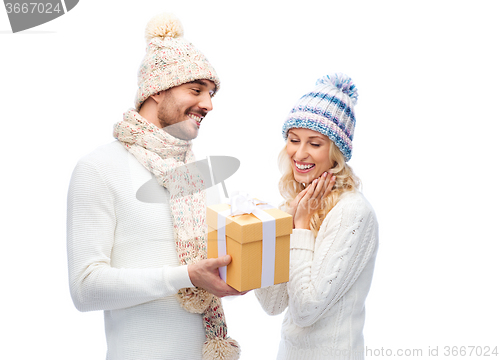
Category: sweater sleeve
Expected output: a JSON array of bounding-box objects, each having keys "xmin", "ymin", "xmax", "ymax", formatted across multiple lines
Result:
[
  {"xmin": 66, "ymin": 160, "xmax": 193, "ymax": 312},
  {"xmin": 254, "ymin": 282, "xmax": 289, "ymax": 316},
  {"xmin": 286, "ymin": 195, "xmax": 378, "ymax": 327}
]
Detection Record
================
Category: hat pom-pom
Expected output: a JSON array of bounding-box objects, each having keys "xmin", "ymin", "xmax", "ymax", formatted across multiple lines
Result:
[
  {"xmin": 145, "ymin": 13, "xmax": 184, "ymax": 41},
  {"xmin": 316, "ymin": 73, "xmax": 359, "ymax": 105}
]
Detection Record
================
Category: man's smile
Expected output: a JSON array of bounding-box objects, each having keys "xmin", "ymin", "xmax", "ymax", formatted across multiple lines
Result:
[{"xmin": 187, "ymin": 113, "xmax": 204, "ymax": 127}]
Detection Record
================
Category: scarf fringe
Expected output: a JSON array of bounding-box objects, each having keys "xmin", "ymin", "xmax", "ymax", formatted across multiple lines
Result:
[
  {"xmin": 203, "ymin": 337, "xmax": 241, "ymax": 360},
  {"xmin": 177, "ymin": 287, "xmax": 213, "ymax": 314}
]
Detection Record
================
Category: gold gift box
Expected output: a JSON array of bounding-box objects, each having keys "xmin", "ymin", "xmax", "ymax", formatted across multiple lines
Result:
[{"xmin": 207, "ymin": 203, "xmax": 293, "ymax": 292}]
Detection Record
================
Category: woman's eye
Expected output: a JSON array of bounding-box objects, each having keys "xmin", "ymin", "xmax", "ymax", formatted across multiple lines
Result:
[
  {"xmin": 311, "ymin": 143, "xmax": 320, "ymax": 147},
  {"xmin": 289, "ymin": 139, "xmax": 299, "ymax": 143}
]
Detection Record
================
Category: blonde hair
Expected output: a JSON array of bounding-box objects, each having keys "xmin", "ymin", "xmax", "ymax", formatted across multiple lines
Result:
[{"xmin": 278, "ymin": 140, "xmax": 361, "ymax": 236}]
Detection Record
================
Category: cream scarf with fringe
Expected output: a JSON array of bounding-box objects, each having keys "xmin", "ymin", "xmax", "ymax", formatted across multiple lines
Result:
[{"xmin": 113, "ymin": 109, "xmax": 239, "ymax": 360}]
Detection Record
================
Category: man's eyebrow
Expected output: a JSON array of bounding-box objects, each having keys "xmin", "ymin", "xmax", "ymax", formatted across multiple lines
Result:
[
  {"xmin": 189, "ymin": 79, "xmax": 216, "ymax": 94},
  {"xmin": 190, "ymin": 79, "xmax": 212, "ymax": 88},
  {"xmin": 190, "ymin": 79, "xmax": 207, "ymax": 86}
]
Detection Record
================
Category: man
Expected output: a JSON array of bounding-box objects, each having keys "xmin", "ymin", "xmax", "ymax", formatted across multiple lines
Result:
[{"xmin": 67, "ymin": 13, "xmax": 241, "ymax": 360}]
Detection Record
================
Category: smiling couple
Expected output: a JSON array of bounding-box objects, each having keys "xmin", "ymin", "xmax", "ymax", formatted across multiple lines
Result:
[{"xmin": 67, "ymin": 12, "xmax": 378, "ymax": 360}]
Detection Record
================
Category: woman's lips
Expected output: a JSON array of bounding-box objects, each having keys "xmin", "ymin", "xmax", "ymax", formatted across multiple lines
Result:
[{"xmin": 294, "ymin": 160, "xmax": 315, "ymax": 173}]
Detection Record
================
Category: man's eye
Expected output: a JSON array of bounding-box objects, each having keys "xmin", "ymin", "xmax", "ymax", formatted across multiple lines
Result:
[{"xmin": 192, "ymin": 89, "xmax": 201, "ymax": 94}]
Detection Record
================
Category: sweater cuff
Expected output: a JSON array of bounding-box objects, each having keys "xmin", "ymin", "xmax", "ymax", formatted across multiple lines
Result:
[
  {"xmin": 290, "ymin": 229, "xmax": 315, "ymax": 251},
  {"xmin": 163, "ymin": 265, "xmax": 194, "ymax": 292},
  {"xmin": 290, "ymin": 229, "xmax": 315, "ymax": 264}
]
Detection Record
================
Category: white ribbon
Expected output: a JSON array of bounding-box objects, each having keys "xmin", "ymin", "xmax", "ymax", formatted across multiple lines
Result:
[
  {"xmin": 217, "ymin": 192, "xmax": 276, "ymax": 288},
  {"xmin": 217, "ymin": 208, "xmax": 231, "ymax": 282}
]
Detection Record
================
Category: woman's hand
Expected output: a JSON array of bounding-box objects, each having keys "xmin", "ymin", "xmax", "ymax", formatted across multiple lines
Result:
[{"xmin": 292, "ymin": 172, "xmax": 336, "ymax": 229}]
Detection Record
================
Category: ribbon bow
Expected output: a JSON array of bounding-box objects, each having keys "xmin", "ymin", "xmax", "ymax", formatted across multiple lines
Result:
[{"xmin": 224, "ymin": 192, "xmax": 270, "ymax": 216}]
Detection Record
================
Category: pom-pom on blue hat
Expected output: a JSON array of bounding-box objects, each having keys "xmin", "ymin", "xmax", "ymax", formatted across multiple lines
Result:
[{"xmin": 282, "ymin": 73, "xmax": 359, "ymax": 161}]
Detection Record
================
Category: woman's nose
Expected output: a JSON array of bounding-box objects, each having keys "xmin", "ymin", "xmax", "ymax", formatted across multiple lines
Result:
[{"xmin": 295, "ymin": 144, "xmax": 308, "ymax": 160}]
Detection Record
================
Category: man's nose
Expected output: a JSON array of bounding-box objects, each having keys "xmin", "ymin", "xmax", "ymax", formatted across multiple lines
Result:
[{"xmin": 199, "ymin": 93, "xmax": 213, "ymax": 112}]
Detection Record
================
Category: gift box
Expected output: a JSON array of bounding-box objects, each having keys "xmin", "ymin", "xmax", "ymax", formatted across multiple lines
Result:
[{"xmin": 207, "ymin": 196, "xmax": 293, "ymax": 292}]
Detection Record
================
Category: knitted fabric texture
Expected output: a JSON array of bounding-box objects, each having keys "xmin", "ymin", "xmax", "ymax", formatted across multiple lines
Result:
[
  {"xmin": 255, "ymin": 191, "xmax": 378, "ymax": 359},
  {"xmin": 113, "ymin": 109, "xmax": 240, "ymax": 360},
  {"xmin": 135, "ymin": 13, "xmax": 220, "ymax": 110},
  {"xmin": 282, "ymin": 73, "xmax": 359, "ymax": 161}
]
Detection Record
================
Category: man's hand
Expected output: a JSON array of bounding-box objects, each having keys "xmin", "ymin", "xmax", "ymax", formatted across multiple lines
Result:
[{"xmin": 188, "ymin": 255, "xmax": 245, "ymax": 298}]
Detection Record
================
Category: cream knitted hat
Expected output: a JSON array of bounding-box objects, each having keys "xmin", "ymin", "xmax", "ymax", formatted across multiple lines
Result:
[{"xmin": 134, "ymin": 13, "xmax": 221, "ymax": 110}]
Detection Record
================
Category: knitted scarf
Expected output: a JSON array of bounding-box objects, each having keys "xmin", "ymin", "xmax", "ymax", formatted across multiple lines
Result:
[{"xmin": 113, "ymin": 109, "xmax": 240, "ymax": 360}]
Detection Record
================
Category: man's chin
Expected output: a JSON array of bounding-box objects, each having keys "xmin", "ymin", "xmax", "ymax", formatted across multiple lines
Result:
[{"xmin": 163, "ymin": 125, "xmax": 199, "ymax": 141}]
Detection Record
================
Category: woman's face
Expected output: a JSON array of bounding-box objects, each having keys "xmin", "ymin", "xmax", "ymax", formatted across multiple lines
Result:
[{"xmin": 286, "ymin": 128, "xmax": 332, "ymax": 185}]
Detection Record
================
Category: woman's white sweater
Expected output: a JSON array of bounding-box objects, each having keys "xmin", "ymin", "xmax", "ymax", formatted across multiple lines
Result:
[{"xmin": 255, "ymin": 191, "xmax": 378, "ymax": 360}]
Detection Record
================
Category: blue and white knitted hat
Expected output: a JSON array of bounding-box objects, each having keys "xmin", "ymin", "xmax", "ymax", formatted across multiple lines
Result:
[{"xmin": 282, "ymin": 73, "xmax": 359, "ymax": 161}]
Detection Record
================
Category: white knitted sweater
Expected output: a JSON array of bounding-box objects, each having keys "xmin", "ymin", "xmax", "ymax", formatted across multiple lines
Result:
[
  {"xmin": 66, "ymin": 141, "xmax": 205, "ymax": 360},
  {"xmin": 255, "ymin": 191, "xmax": 378, "ymax": 360}
]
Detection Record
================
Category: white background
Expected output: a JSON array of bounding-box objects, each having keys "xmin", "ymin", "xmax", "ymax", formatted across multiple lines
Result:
[{"xmin": 1, "ymin": 1, "xmax": 499, "ymax": 359}]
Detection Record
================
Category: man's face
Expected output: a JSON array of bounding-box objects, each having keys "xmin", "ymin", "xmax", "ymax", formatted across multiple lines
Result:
[{"xmin": 157, "ymin": 79, "xmax": 216, "ymax": 140}]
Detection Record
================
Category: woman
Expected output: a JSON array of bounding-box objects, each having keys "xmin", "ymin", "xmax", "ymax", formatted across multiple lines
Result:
[{"xmin": 256, "ymin": 73, "xmax": 378, "ymax": 360}]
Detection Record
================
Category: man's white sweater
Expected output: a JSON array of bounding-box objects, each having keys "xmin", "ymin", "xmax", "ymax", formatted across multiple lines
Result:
[
  {"xmin": 255, "ymin": 191, "xmax": 379, "ymax": 360},
  {"xmin": 67, "ymin": 141, "xmax": 205, "ymax": 360}
]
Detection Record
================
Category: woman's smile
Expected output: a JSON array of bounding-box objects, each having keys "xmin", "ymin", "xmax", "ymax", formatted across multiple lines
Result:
[{"xmin": 293, "ymin": 160, "xmax": 316, "ymax": 173}]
